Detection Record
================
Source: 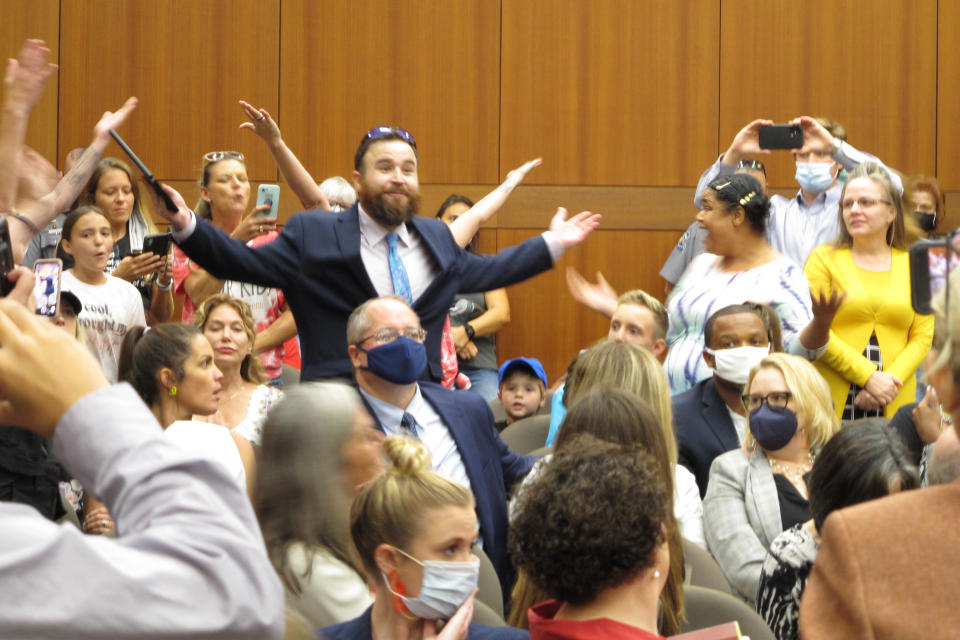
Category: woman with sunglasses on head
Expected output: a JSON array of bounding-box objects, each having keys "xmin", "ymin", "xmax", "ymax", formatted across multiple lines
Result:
[
  {"xmin": 703, "ymin": 352, "xmax": 840, "ymax": 605},
  {"xmin": 171, "ymin": 150, "xmax": 297, "ymax": 387},
  {"xmin": 804, "ymin": 163, "xmax": 934, "ymax": 421},
  {"xmin": 78, "ymin": 157, "xmax": 174, "ymax": 324}
]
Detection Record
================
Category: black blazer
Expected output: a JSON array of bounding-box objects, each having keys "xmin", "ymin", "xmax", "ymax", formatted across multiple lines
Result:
[
  {"xmin": 361, "ymin": 381, "xmax": 535, "ymax": 593},
  {"xmin": 177, "ymin": 205, "xmax": 553, "ymax": 381},
  {"xmin": 673, "ymin": 377, "xmax": 740, "ymax": 497}
]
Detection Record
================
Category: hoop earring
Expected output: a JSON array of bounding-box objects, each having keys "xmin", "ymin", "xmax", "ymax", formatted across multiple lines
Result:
[{"xmin": 169, "ymin": 385, "xmax": 177, "ymax": 398}]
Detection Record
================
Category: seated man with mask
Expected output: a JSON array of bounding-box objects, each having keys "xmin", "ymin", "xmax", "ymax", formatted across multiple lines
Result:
[
  {"xmin": 347, "ymin": 295, "xmax": 534, "ymax": 594},
  {"xmin": 673, "ymin": 304, "xmax": 781, "ymax": 497}
]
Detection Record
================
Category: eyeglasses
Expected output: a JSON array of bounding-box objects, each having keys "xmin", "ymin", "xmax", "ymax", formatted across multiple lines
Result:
[
  {"xmin": 363, "ymin": 126, "xmax": 417, "ymax": 151},
  {"xmin": 741, "ymin": 391, "xmax": 793, "ymax": 412},
  {"xmin": 356, "ymin": 326, "xmax": 427, "ymax": 346},
  {"xmin": 841, "ymin": 197, "xmax": 890, "ymax": 211},
  {"xmin": 736, "ymin": 159, "xmax": 766, "ymax": 174},
  {"xmin": 202, "ymin": 150, "xmax": 245, "ymax": 163}
]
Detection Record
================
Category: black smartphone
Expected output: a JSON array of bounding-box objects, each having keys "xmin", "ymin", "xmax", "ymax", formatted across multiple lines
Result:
[
  {"xmin": 910, "ymin": 233, "xmax": 960, "ymax": 314},
  {"xmin": 142, "ymin": 232, "xmax": 173, "ymax": 257},
  {"xmin": 758, "ymin": 124, "xmax": 803, "ymax": 150},
  {"xmin": 108, "ymin": 130, "xmax": 178, "ymax": 213},
  {"xmin": 32, "ymin": 258, "xmax": 62, "ymax": 317},
  {"xmin": 0, "ymin": 218, "xmax": 14, "ymax": 297}
]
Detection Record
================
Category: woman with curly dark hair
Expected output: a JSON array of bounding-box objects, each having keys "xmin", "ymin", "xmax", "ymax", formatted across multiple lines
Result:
[{"xmin": 509, "ymin": 434, "xmax": 671, "ymax": 639}]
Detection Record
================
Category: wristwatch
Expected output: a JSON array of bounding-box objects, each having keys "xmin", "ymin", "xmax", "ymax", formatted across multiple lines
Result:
[{"xmin": 464, "ymin": 323, "xmax": 476, "ymax": 340}]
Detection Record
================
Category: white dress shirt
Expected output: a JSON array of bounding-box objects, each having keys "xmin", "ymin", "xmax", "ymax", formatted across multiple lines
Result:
[
  {"xmin": 0, "ymin": 384, "xmax": 283, "ymax": 639},
  {"xmin": 357, "ymin": 205, "xmax": 440, "ymax": 301},
  {"xmin": 359, "ymin": 385, "xmax": 473, "ymax": 495}
]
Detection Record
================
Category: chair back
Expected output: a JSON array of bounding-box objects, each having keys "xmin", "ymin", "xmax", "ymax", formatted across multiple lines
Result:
[
  {"xmin": 537, "ymin": 389, "xmax": 554, "ymax": 415},
  {"xmin": 680, "ymin": 585, "xmax": 775, "ymax": 640},
  {"xmin": 488, "ymin": 397, "xmax": 507, "ymax": 423},
  {"xmin": 473, "ymin": 546, "xmax": 504, "ymax": 618},
  {"xmin": 499, "ymin": 414, "xmax": 551, "ymax": 454},
  {"xmin": 682, "ymin": 537, "xmax": 732, "ymax": 594},
  {"xmin": 281, "ymin": 363, "xmax": 301, "ymax": 387},
  {"xmin": 471, "ymin": 600, "xmax": 507, "ymax": 627}
]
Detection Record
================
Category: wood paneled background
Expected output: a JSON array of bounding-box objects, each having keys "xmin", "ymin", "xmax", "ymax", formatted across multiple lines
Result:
[{"xmin": 2, "ymin": 0, "xmax": 955, "ymax": 381}]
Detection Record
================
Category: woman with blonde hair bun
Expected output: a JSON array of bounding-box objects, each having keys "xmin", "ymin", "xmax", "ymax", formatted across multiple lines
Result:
[{"xmin": 322, "ymin": 436, "xmax": 527, "ymax": 639}]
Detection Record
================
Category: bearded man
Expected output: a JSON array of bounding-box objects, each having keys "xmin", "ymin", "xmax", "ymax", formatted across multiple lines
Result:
[{"xmin": 153, "ymin": 126, "xmax": 600, "ymax": 381}]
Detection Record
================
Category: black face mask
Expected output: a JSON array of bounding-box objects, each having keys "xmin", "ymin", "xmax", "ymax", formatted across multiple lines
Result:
[{"xmin": 916, "ymin": 211, "xmax": 937, "ymax": 232}]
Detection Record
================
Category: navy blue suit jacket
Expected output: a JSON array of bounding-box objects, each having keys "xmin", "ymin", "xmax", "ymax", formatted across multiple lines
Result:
[
  {"xmin": 673, "ymin": 377, "xmax": 740, "ymax": 498},
  {"xmin": 321, "ymin": 606, "xmax": 529, "ymax": 639},
  {"xmin": 177, "ymin": 205, "xmax": 553, "ymax": 381},
  {"xmin": 362, "ymin": 381, "xmax": 534, "ymax": 592}
]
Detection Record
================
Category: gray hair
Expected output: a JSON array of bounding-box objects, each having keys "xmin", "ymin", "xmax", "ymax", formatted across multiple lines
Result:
[
  {"xmin": 253, "ymin": 382, "xmax": 366, "ymax": 593},
  {"xmin": 319, "ymin": 176, "xmax": 357, "ymax": 209},
  {"xmin": 345, "ymin": 295, "xmax": 414, "ymax": 346},
  {"xmin": 928, "ymin": 429, "xmax": 960, "ymax": 486}
]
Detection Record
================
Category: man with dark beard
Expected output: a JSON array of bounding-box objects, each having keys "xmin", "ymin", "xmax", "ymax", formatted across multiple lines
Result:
[{"xmin": 153, "ymin": 126, "xmax": 600, "ymax": 381}]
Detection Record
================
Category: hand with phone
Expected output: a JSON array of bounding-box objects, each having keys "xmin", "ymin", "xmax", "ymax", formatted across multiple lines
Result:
[
  {"xmin": 229, "ymin": 205, "xmax": 277, "ymax": 243},
  {"xmin": 112, "ymin": 251, "xmax": 165, "ymax": 283},
  {"xmin": 720, "ymin": 119, "xmax": 775, "ymax": 165},
  {"xmin": 790, "ymin": 116, "xmax": 838, "ymax": 157}
]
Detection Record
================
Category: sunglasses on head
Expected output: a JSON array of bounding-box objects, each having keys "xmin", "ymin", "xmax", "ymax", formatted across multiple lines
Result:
[
  {"xmin": 202, "ymin": 150, "xmax": 245, "ymax": 164},
  {"xmin": 362, "ymin": 126, "xmax": 417, "ymax": 150},
  {"xmin": 737, "ymin": 159, "xmax": 766, "ymax": 174}
]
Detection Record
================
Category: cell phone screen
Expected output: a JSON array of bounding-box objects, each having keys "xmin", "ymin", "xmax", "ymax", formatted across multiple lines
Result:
[{"xmin": 33, "ymin": 259, "xmax": 62, "ymax": 317}]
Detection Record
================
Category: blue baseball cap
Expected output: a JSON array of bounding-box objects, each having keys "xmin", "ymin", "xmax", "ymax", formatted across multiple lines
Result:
[{"xmin": 498, "ymin": 357, "xmax": 548, "ymax": 387}]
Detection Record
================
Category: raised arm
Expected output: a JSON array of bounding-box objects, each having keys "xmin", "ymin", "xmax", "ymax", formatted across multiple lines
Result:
[
  {"xmin": 13, "ymin": 97, "xmax": 138, "ymax": 262},
  {"xmin": 448, "ymin": 158, "xmax": 541, "ymax": 248},
  {"xmin": 0, "ymin": 40, "xmax": 57, "ymax": 215},
  {"xmin": 693, "ymin": 118, "xmax": 773, "ymax": 208},
  {"xmin": 238, "ymin": 99, "xmax": 330, "ymax": 210},
  {"xmin": 565, "ymin": 266, "xmax": 619, "ymax": 317}
]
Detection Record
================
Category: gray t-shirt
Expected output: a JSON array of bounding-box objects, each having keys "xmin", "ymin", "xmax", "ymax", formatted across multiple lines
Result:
[
  {"xmin": 660, "ymin": 221, "xmax": 706, "ymax": 285},
  {"xmin": 449, "ymin": 291, "xmax": 497, "ymax": 371}
]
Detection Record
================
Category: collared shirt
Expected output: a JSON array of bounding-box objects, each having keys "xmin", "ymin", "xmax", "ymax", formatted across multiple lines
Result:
[
  {"xmin": 693, "ymin": 140, "xmax": 903, "ymax": 269},
  {"xmin": 0, "ymin": 384, "xmax": 284, "ymax": 638},
  {"xmin": 357, "ymin": 205, "xmax": 441, "ymax": 301},
  {"xmin": 359, "ymin": 385, "xmax": 473, "ymax": 495},
  {"xmin": 21, "ymin": 213, "xmax": 67, "ymax": 267}
]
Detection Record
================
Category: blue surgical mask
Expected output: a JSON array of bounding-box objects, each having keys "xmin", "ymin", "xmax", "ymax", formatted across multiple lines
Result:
[
  {"xmin": 749, "ymin": 404, "xmax": 798, "ymax": 451},
  {"xmin": 381, "ymin": 549, "xmax": 480, "ymax": 620},
  {"xmin": 360, "ymin": 336, "xmax": 427, "ymax": 384},
  {"xmin": 795, "ymin": 162, "xmax": 837, "ymax": 193}
]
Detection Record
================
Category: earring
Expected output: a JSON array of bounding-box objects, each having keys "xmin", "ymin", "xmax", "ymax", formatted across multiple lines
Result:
[
  {"xmin": 653, "ymin": 570, "xmax": 661, "ymax": 579},
  {"xmin": 169, "ymin": 385, "xmax": 177, "ymax": 398}
]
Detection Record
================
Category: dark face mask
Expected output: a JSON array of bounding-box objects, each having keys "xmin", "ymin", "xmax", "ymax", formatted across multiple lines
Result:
[
  {"xmin": 916, "ymin": 211, "xmax": 937, "ymax": 233},
  {"xmin": 360, "ymin": 336, "xmax": 427, "ymax": 384},
  {"xmin": 749, "ymin": 404, "xmax": 798, "ymax": 451}
]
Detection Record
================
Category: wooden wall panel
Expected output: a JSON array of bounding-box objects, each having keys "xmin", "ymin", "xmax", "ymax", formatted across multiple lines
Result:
[
  {"xmin": 279, "ymin": 0, "xmax": 500, "ymax": 185},
  {"xmin": 719, "ymin": 0, "xmax": 938, "ymax": 190},
  {"xmin": 495, "ymin": 229, "xmax": 679, "ymax": 382},
  {"xmin": 939, "ymin": 1, "xmax": 960, "ymax": 190},
  {"xmin": 0, "ymin": 0, "xmax": 60, "ymax": 163},
  {"xmin": 500, "ymin": 0, "xmax": 720, "ymax": 187},
  {"xmin": 58, "ymin": 0, "xmax": 281, "ymax": 181}
]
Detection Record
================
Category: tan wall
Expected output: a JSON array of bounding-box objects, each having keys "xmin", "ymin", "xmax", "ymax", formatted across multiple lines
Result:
[{"xmin": 3, "ymin": 0, "xmax": 955, "ymax": 380}]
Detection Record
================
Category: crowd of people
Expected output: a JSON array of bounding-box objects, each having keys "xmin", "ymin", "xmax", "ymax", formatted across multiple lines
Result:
[{"xmin": 1, "ymin": 37, "xmax": 958, "ymax": 640}]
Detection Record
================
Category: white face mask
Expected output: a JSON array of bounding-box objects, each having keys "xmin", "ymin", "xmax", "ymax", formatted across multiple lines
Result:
[
  {"xmin": 381, "ymin": 548, "xmax": 479, "ymax": 620},
  {"xmin": 705, "ymin": 345, "xmax": 770, "ymax": 385}
]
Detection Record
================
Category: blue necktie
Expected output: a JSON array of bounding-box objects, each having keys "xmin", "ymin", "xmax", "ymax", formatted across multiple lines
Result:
[
  {"xmin": 386, "ymin": 232, "xmax": 413, "ymax": 304},
  {"xmin": 400, "ymin": 412, "xmax": 421, "ymax": 438}
]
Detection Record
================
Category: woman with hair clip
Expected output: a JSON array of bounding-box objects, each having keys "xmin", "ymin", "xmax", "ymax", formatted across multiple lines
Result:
[
  {"xmin": 805, "ymin": 162, "xmax": 934, "ymax": 420},
  {"xmin": 664, "ymin": 173, "xmax": 839, "ymax": 395},
  {"xmin": 193, "ymin": 294, "xmax": 282, "ymax": 446},
  {"xmin": 80, "ymin": 157, "xmax": 173, "ymax": 324},
  {"xmin": 509, "ymin": 389, "xmax": 684, "ymax": 635},
  {"xmin": 83, "ymin": 322, "xmax": 254, "ymax": 535},
  {"xmin": 60, "ymin": 206, "xmax": 145, "ymax": 383},
  {"xmin": 703, "ymin": 353, "xmax": 841, "ymax": 605},
  {"xmin": 170, "ymin": 150, "xmax": 297, "ymax": 386},
  {"xmin": 322, "ymin": 436, "xmax": 527, "ymax": 639},
  {"xmin": 255, "ymin": 382, "xmax": 384, "ymax": 628}
]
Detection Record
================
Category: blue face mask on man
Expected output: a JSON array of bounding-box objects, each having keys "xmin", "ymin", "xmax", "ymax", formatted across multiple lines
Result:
[
  {"xmin": 360, "ymin": 336, "xmax": 427, "ymax": 384},
  {"xmin": 795, "ymin": 162, "xmax": 837, "ymax": 193}
]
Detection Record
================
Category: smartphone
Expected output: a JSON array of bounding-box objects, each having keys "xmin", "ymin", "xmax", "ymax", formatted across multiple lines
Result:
[
  {"xmin": 910, "ymin": 234, "xmax": 960, "ymax": 314},
  {"xmin": 33, "ymin": 258, "xmax": 62, "ymax": 317},
  {"xmin": 108, "ymin": 130, "xmax": 179, "ymax": 213},
  {"xmin": 256, "ymin": 184, "xmax": 280, "ymax": 219},
  {"xmin": 0, "ymin": 218, "xmax": 14, "ymax": 297},
  {"xmin": 141, "ymin": 232, "xmax": 173, "ymax": 257},
  {"xmin": 758, "ymin": 124, "xmax": 803, "ymax": 150}
]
